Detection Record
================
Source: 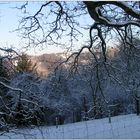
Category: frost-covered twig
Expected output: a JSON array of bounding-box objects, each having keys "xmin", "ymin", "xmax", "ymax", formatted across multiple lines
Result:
[{"xmin": 0, "ymin": 81, "xmax": 23, "ymax": 92}]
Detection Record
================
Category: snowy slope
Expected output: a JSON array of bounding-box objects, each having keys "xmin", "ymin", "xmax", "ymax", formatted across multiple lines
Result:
[{"xmin": 1, "ymin": 114, "xmax": 140, "ymax": 139}]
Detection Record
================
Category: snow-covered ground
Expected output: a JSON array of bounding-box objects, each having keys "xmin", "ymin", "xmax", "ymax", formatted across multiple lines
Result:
[{"xmin": 1, "ymin": 114, "xmax": 140, "ymax": 139}]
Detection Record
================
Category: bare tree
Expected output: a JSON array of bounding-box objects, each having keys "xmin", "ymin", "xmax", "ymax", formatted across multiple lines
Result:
[
  {"xmin": 17, "ymin": 1, "xmax": 140, "ymax": 61},
  {"xmin": 16, "ymin": 1, "xmax": 140, "ymax": 119}
]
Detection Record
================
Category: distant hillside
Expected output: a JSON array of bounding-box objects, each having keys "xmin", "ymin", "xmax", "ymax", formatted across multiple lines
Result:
[
  {"xmin": 29, "ymin": 53, "xmax": 64, "ymax": 76},
  {"xmin": 29, "ymin": 48, "xmax": 119, "ymax": 76}
]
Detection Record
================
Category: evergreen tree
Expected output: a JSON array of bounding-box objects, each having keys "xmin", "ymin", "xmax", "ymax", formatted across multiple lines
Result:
[
  {"xmin": 0, "ymin": 58, "xmax": 9, "ymax": 97},
  {"xmin": 16, "ymin": 53, "xmax": 37, "ymax": 74}
]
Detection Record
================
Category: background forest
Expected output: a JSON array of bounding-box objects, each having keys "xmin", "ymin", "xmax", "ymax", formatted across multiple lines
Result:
[
  {"xmin": 0, "ymin": 38, "xmax": 140, "ymax": 130},
  {"xmin": 0, "ymin": 1, "xmax": 140, "ymax": 134}
]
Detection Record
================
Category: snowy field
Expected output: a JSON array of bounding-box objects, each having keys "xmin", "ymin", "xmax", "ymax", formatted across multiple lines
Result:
[{"xmin": 0, "ymin": 114, "xmax": 140, "ymax": 139}]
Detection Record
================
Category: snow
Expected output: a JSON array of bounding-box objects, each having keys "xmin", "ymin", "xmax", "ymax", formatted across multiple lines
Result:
[
  {"xmin": 0, "ymin": 114, "xmax": 140, "ymax": 139},
  {"xmin": 119, "ymin": 1, "xmax": 140, "ymax": 15}
]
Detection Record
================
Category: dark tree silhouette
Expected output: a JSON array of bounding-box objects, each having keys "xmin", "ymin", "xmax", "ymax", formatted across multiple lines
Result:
[{"xmin": 17, "ymin": 1, "xmax": 140, "ymax": 63}]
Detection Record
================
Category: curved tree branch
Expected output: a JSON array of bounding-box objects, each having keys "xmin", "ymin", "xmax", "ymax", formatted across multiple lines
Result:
[{"xmin": 84, "ymin": 1, "xmax": 140, "ymax": 28}]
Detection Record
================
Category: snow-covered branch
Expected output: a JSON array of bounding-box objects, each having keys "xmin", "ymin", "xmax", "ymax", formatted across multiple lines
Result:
[
  {"xmin": 84, "ymin": 1, "xmax": 140, "ymax": 27},
  {"xmin": 0, "ymin": 81, "xmax": 23, "ymax": 92}
]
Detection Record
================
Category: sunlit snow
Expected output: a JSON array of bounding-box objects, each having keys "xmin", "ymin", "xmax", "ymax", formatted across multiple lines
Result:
[{"xmin": 0, "ymin": 114, "xmax": 140, "ymax": 139}]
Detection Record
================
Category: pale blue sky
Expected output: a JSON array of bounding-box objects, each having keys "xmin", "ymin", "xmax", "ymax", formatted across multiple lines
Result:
[
  {"xmin": 0, "ymin": 2, "xmax": 115, "ymax": 56},
  {"xmin": 0, "ymin": 2, "xmax": 20, "ymax": 46},
  {"xmin": 0, "ymin": 2, "xmax": 94, "ymax": 55},
  {"xmin": 0, "ymin": 2, "xmax": 46, "ymax": 55}
]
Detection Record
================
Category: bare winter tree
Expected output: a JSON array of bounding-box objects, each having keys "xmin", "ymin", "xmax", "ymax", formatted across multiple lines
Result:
[
  {"xmin": 16, "ymin": 1, "xmax": 140, "ymax": 119},
  {"xmin": 17, "ymin": 1, "xmax": 140, "ymax": 62}
]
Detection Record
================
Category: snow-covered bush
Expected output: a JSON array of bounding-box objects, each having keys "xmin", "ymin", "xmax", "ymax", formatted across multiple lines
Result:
[
  {"xmin": 40, "ymin": 69, "xmax": 80, "ymax": 124},
  {"xmin": 6, "ymin": 72, "xmax": 46, "ymax": 126}
]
